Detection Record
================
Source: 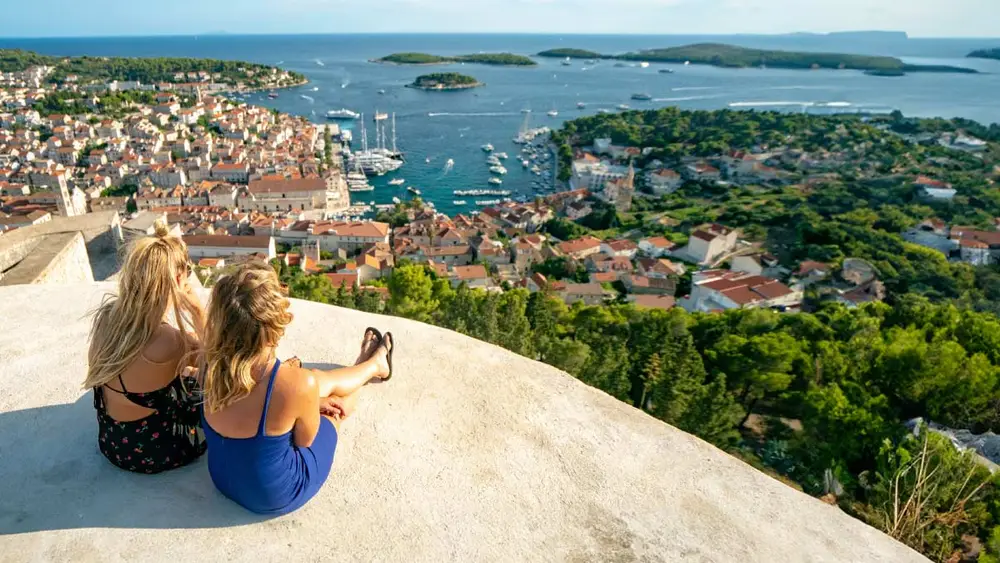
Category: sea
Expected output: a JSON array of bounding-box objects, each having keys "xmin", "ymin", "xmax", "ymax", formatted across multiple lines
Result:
[{"xmin": 2, "ymin": 33, "xmax": 998, "ymax": 216}]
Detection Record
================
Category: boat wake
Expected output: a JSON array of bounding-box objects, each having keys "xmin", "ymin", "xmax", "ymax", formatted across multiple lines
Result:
[
  {"xmin": 315, "ymin": 59, "xmax": 325, "ymax": 66},
  {"xmin": 767, "ymin": 85, "xmax": 835, "ymax": 91},
  {"xmin": 443, "ymin": 159, "xmax": 455, "ymax": 174},
  {"xmin": 671, "ymin": 86, "xmax": 721, "ymax": 92},
  {"xmin": 300, "ymin": 95, "xmax": 315, "ymax": 103},
  {"xmin": 427, "ymin": 112, "xmax": 519, "ymax": 118},
  {"xmin": 653, "ymin": 95, "xmax": 723, "ymax": 103},
  {"xmin": 341, "ymin": 80, "xmax": 350, "ymax": 89}
]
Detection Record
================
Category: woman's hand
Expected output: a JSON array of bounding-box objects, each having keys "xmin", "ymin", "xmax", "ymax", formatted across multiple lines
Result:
[{"xmin": 320, "ymin": 396, "xmax": 347, "ymax": 419}]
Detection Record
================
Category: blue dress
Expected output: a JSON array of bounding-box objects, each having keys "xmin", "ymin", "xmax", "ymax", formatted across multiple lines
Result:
[{"xmin": 203, "ymin": 359, "xmax": 338, "ymax": 515}]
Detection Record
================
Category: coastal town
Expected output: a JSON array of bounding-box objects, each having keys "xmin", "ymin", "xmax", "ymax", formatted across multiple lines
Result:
[{"xmin": 2, "ymin": 57, "xmax": 998, "ymax": 317}]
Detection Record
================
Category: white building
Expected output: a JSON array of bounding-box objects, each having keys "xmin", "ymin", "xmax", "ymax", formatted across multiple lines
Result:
[
  {"xmin": 679, "ymin": 224, "xmax": 739, "ymax": 265},
  {"xmin": 569, "ymin": 155, "xmax": 628, "ymax": 191},
  {"xmin": 684, "ymin": 270, "xmax": 801, "ymax": 313},
  {"xmin": 245, "ymin": 176, "xmax": 349, "ymax": 214},
  {"xmin": 646, "ymin": 168, "xmax": 683, "ymax": 194}
]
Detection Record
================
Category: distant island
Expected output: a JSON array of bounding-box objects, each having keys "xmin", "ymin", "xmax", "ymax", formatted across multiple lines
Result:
[
  {"xmin": 536, "ymin": 48, "xmax": 603, "ymax": 59},
  {"xmin": 0, "ymin": 48, "xmax": 306, "ymax": 90},
  {"xmin": 407, "ymin": 72, "xmax": 483, "ymax": 90},
  {"xmin": 534, "ymin": 43, "xmax": 978, "ymax": 75},
  {"xmin": 376, "ymin": 52, "xmax": 536, "ymax": 66},
  {"xmin": 968, "ymin": 48, "xmax": 1000, "ymax": 61}
]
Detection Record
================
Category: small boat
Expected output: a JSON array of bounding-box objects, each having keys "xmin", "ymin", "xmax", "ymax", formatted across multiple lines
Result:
[
  {"xmin": 617, "ymin": 104, "xmax": 630, "ymax": 110},
  {"xmin": 684, "ymin": 60, "xmax": 691, "ymax": 66},
  {"xmin": 561, "ymin": 58, "xmax": 572, "ymax": 66},
  {"xmin": 495, "ymin": 152, "xmax": 508, "ymax": 160},
  {"xmin": 547, "ymin": 110, "xmax": 558, "ymax": 117},
  {"xmin": 312, "ymin": 86, "xmax": 320, "ymax": 91},
  {"xmin": 585, "ymin": 59, "xmax": 596, "ymax": 65},
  {"xmin": 522, "ymin": 159, "xmax": 530, "ymax": 167},
  {"xmin": 378, "ymin": 89, "xmax": 387, "ymax": 95},
  {"xmin": 407, "ymin": 186, "xmax": 422, "ymax": 195},
  {"xmin": 659, "ymin": 69, "xmax": 675, "ymax": 74},
  {"xmin": 326, "ymin": 109, "xmax": 360, "ymax": 120},
  {"xmin": 446, "ymin": 158, "xmax": 455, "ymax": 167},
  {"xmin": 577, "ymin": 102, "xmax": 586, "ymax": 109},
  {"xmin": 392, "ymin": 196, "xmax": 401, "ymax": 204},
  {"xmin": 388, "ymin": 178, "xmax": 405, "ymax": 186},
  {"xmin": 597, "ymin": 109, "xmax": 612, "ymax": 114},
  {"xmin": 488, "ymin": 177, "xmax": 503, "ymax": 185},
  {"xmin": 639, "ymin": 62, "xmax": 650, "ymax": 68},
  {"xmin": 453, "ymin": 200, "xmax": 468, "ymax": 205},
  {"xmin": 521, "ymin": 109, "xmax": 532, "ymax": 114},
  {"xmin": 373, "ymin": 112, "xmax": 389, "ymax": 122},
  {"xmin": 481, "ymin": 144, "xmax": 494, "ymax": 152},
  {"xmin": 631, "ymin": 93, "xmax": 653, "ymax": 101},
  {"xmin": 425, "ymin": 157, "xmax": 431, "ymax": 163},
  {"xmin": 267, "ymin": 92, "xmax": 278, "ymax": 99},
  {"xmin": 489, "ymin": 166, "xmax": 508, "ymax": 175}
]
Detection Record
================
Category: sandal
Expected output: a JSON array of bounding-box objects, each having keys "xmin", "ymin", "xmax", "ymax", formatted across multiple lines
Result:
[{"xmin": 380, "ymin": 332, "xmax": 395, "ymax": 381}]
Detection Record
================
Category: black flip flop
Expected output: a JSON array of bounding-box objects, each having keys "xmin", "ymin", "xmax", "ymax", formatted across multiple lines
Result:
[
  {"xmin": 381, "ymin": 332, "xmax": 395, "ymax": 381},
  {"xmin": 364, "ymin": 326, "xmax": 383, "ymax": 344}
]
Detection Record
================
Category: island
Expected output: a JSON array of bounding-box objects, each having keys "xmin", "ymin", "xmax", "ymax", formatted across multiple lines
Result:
[
  {"xmin": 376, "ymin": 52, "xmax": 536, "ymax": 66},
  {"xmin": 534, "ymin": 43, "xmax": 978, "ymax": 74},
  {"xmin": 407, "ymin": 72, "xmax": 483, "ymax": 90},
  {"xmin": 968, "ymin": 48, "xmax": 1000, "ymax": 61},
  {"xmin": 536, "ymin": 48, "xmax": 603, "ymax": 59},
  {"xmin": 614, "ymin": 44, "xmax": 978, "ymax": 74},
  {"xmin": 0, "ymin": 48, "xmax": 306, "ymax": 91}
]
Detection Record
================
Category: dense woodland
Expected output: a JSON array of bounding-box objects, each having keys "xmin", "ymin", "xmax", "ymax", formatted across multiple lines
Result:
[
  {"xmin": 409, "ymin": 73, "xmax": 482, "ymax": 89},
  {"xmin": 536, "ymin": 48, "xmax": 603, "ymax": 59},
  {"xmin": 0, "ymin": 49, "xmax": 304, "ymax": 87},
  {"xmin": 969, "ymin": 48, "xmax": 1000, "ymax": 61},
  {"xmin": 273, "ymin": 106, "xmax": 1000, "ymax": 561}
]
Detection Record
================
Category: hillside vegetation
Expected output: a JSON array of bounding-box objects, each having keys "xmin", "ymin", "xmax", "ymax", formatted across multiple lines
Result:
[
  {"xmin": 378, "ymin": 52, "xmax": 536, "ymax": 66},
  {"xmin": 409, "ymin": 72, "xmax": 482, "ymax": 90},
  {"xmin": 0, "ymin": 48, "xmax": 305, "ymax": 87}
]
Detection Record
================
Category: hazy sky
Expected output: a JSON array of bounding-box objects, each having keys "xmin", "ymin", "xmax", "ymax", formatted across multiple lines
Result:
[{"xmin": 5, "ymin": 0, "xmax": 998, "ymax": 38}]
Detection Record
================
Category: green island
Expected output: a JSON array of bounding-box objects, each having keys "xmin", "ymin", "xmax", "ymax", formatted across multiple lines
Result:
[
  {"xmin": 407, "ymin": 72, "xmax": 483, "ymax": 90},
  {"xmin": 536, "ymin": 48, "xmax": 603, "ymax": 59},
  {"xmin": 0, "ymin": 48, "xmax": 306, "ymax": 90},
  {"xmin": 536, "ymin": 43, "xmax": 978, "ymax": 74},
  {"xmin": 968, "ymin": 47, "xmax": 1000, "ymax": 61},
  {"xmin": 376, "ymin": 52, "xmax": 536, "ymax": 66}
]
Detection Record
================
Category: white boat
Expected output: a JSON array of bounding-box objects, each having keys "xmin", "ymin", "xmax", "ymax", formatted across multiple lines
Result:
[
  {"xmin": 373, "ymin": 112, "xmax": 389, "ymax": 121},
  {"xmin": 684, "ymin": 60, "xmax": 691, "ymax": 66},
  {"xmin": 378, "ymin": 89, "xmax": 387, "ymax": 95},
  {"xmin": 547, "ymin": 110, "xmax": 558, "ymax": 117},
  {"xmin": 392, "ymin": 196, "xmax": 401, "ymax": 204},
  {"xmin": 452, "ymin": 200, "xmax": 468, "ymax": 205},
  {"xmin": 407, "ymin": 186, "xmax": 422, "ymax": 195},
  {"xmin": 481, "ymin": 144, "xmax": 494, "ymax": 152},
  {"xmin": 617, "ymin": 104, "xmax": 630, "ymax": 110},
  {"xmin": 477, "ymin": 199, "xmax": 501, "ymax": 206},
  {"xmin": 327, "ymin": 109, "xmax": 360, "ymax": 120},
  {"xmin": 388, "ymin": 178, "xmax": 405, "ymax": 186},
  {"xmin": 577, "ymin": 102, "xmax": 586, "ymax": 109},
  {"xmin": 520, "ymin": 109, "xmax": 532, "ymax": 114},
  {"xmin": 561, "ymin": 58, "xmax": 572, "ymax": 66},
  {"xmin": 312, "ymin": 86, "xmax": 320, "ymax": 91},
  {"xmin": 640, "ymin": 62, "xmax": 650, "ymax": 68},
  {"xmin": 487, "ymin": 156, "xmax": 501, "ymax": 166},
  {"xmin": 495, "ymin": 152, "xmax": 509, "ymax": 160},
  {"xmin": 488, "ymin": 177, "xmax": 503, "ymax": 185},
  {"xmin": 489, "ymin": 166, "xmax": 508, "ymax": 175},
  {"xmin": 446, "ymin": 158, "xmax": 455, "ymax": 167},
  {"xmin": 348, "ymin": 183, "xmax": 374, "ymax": 192},
  {"xmin": 522, "ymin": 159, "xmax": 530, "ymax": 167},
  {"xmin": 425, "ymin": 157, "xmax": 431, "ymax": 163}
]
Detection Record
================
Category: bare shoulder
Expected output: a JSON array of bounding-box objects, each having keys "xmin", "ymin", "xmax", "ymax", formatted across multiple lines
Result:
[
  {"xmin": 275, "ymin": 362, "xmax": 316, "ymax": 400},
  {"xmin": 142, "ymin": 324, "xmax": 184, "ymax": 364}
]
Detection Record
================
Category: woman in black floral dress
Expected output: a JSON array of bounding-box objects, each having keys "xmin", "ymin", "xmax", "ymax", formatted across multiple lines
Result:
[{"xmin": 85, "ymin": 221, "xmax": 207, "ymax": 474}]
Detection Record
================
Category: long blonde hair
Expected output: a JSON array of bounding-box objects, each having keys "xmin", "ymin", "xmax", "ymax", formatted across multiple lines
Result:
[
  {"xmin": 85, "ymin": 221, "xmax": 199, "ymax": 389},
  {"xmin": 201, "ymin": 261, "xmax": 292, "ymax": 414}
]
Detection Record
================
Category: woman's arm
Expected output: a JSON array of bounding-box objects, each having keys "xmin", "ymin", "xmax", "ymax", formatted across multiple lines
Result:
[{"xmin": 291, "ymin": 369, "xmax": 322, "ymax": 448}]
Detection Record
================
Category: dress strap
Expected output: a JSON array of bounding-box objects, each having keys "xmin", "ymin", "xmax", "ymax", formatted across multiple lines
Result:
[{"xmin": 256, "ymin": 359, "xmax": 282, "ymax": 437}]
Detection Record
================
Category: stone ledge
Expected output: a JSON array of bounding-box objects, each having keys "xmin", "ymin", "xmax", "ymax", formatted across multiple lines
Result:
[{"xmin": 0, "ymin": 283, "xmax": 927, "ymax": 562}]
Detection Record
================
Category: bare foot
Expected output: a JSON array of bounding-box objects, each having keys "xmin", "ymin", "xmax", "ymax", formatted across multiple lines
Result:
[
  {"xmin": 354, "ymin": 329, "xmax": 381, "ymax": 366},
  {"xmin": 285, "ymin": 356, "xmax": 302, "ymax": 369},
  {"xmin": 371, "ymin": 333, "xmax": 393, "ymax": 380}
]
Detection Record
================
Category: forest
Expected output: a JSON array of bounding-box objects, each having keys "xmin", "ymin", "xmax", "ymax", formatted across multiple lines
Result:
[
  {"xmin": 969, "ymin": 48, "xmax": 1000, "ymax": 61},
  {"xmin": 0, "ymin": 49, "xmax": 305, "ymax": 87},
  {"xmin": 409, "ymin": 73, "xmax": 482, "ymax": 89},
  {"xmin": 536, "ymin": 48, "xmax": 603, "ymax": 59}
]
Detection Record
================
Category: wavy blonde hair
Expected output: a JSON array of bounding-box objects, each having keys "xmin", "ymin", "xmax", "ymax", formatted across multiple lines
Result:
[
  {"xmin": 85, "ymin": 221, "xmax": 200, "ymax": 389},
  {"xmin": 201, "ymin": 261, "xmax": 292, "ymax": 414}
]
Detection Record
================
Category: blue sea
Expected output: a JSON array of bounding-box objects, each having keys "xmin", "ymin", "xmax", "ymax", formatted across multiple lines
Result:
[{"xmin": 2, "ymin": 33, "xmax": 998, "ymax": 215}]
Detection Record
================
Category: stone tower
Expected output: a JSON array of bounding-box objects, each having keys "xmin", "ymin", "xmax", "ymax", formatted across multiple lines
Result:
[{"xmin": 54, "ymin": 175, "xmax": 84, "ymax": 217}]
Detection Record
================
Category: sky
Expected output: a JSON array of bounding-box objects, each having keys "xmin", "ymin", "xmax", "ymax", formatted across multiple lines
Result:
[{"xmin": 4, "ymin": 0, "xmax": 998, "ymax": 38}]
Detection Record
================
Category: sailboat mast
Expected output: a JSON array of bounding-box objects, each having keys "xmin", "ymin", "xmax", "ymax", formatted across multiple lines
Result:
[
  {"xmin": 361, "ymin": 114, "xmax": 368, "ymax": 153},
  {"xmin": 391, "ymin": 113, "xmax": 398, "ymax": 154}
]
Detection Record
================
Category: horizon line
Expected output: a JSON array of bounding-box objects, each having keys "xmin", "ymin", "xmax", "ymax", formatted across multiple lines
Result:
[{"xmin": 2, "ymin": 31, "xmax": 1000, "ymax": 41}]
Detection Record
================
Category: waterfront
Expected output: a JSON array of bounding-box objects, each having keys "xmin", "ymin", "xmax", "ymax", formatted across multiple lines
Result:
[{"xmin": 4, "ymin": 33, "xmax": 998, "ymax": 216}]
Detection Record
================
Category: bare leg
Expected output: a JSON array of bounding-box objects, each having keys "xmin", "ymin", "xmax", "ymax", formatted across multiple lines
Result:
[
  {"xmin": 321, "ymin": 387, "xmax": 362, "ymax": 432},
  {"xmin": 311, "ymin": 332, "xmax": 390, "ymax": 398}
]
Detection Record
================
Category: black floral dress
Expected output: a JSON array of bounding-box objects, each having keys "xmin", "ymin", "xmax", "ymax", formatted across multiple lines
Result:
[{"xmin": 94, "ymin": 374, "xmax": 206, "ymax": 474}]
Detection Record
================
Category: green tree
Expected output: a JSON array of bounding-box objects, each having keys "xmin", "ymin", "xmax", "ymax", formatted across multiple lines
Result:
[{"xmin": 387, "ymin": 264, "xmax": 438, "ymax": 322}]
